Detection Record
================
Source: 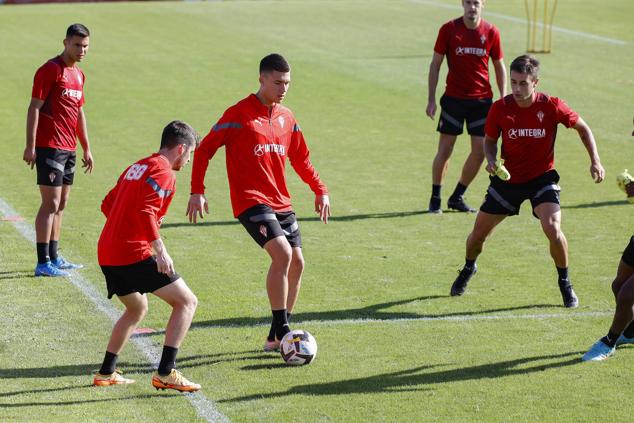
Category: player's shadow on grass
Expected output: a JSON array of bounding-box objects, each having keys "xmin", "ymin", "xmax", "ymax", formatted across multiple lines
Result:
[
  {"xmin": 0, "ymin": 270, "xmax": 34, "ymax": 280},
  {"xmin": 161, "ymin": 210, "xmax": 428, "ymax": 229},
  {"xmin": 0, "ymin": 393, "xmax": 179, "ymax": 408},
  {"xmin": 176, "ymin": 297, "xmax": 559, "ymax": 333},
  {"xmin": 0, "ymin": 350, "xmax": 270, "ymax": 381},
  {"xmin": 221, "ymin": 351, "xmax": 581, "ymax": 402},
  {"xmin": 561, "ymin": 200, "xmax": 626, "ymax": 209}
]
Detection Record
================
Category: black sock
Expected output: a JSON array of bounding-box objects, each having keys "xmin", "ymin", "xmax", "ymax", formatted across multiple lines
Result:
[
  {"xmin": 36, "ymin": 243, "xmax": 49, "ymax": 264},
  {"xmin": 99, "ymin": 351, "xmax": 118, "ymax": 375},
  {"xmin": 272, "ymin": 309, "xmax": 290, "ymax": 340},
  {"xmin": 556, "ymin": 267, "xmax": 569, "ymax": 281},
  {"xmin": 267, "ymin": 311, "xmax": 293, "ymax": 341},
  {"xmin": 158, "ymin": 345, "xmax": 178, "ymax": 376},
  {"xmin": 623, "ymin": 321, "xmax": 634, "ymax": 339},
  {"xmin": 602, "ymin": 330, "xmax": 620, "ymax": 348},
  {"xmin": 431, "ymin": 185, "xmax": 441, "ymax": 198},
  {"xmin": 451, "ymin": 182, "xmax": 467, "ymax": 199},
  {"xmin": 465, "ymin": 258, "xmax": 476, "ymax": 269},
  {"xmin": 49, "ymin": 240, "xmax": 59, "ymax": 261}
]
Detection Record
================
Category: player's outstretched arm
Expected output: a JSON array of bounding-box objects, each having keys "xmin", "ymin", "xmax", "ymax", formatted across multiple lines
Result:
[
  {"xmin": 315, "ymin": 194, "xmax": 331, "ymax": 224},
  {"xmin": 152, "ymin": 238, "xmax": 175, "ymax": 275},
  {"xmin": 426, "ymin": 53, "xmax": 444, "ymax": 120},
  {"xmin": 186, "ymin": 193, "xmax": 209, "ymax": 224},
  {"xmin": 24, "ymin": 98, "xmax": 44, "ymax": 169},
  {"xmin": 573, "ymin": 117, "xmax": 604, "ymax": 183}
]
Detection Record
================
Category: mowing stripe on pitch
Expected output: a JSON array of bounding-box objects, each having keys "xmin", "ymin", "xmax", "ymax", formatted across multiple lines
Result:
[
  {"xmin": 408, "ymin": 0, "xmax": 627, "ymax": 46},
  {"xmin": 0, "ymin": 197, "xmax": 230, "ymax": 423}
]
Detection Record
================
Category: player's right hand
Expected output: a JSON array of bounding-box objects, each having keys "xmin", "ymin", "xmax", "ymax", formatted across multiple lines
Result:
[
  {"xmin": 23, "ymin": 147, "xmax": 36, "ymax": 169},
  {"xmin": 186, "ymin": 193, "xmax": 209, "ymax": 223},
  {"xmin": 425, "ymin": 101, "xmax": 437, "ymax": 120},
  {"xmin": 485, "ymin": 160, "xmax": 497, "ymax": 175},
  {"xmin": 156, "ymin": 249, "xmax": 175, "ymax": 276}
]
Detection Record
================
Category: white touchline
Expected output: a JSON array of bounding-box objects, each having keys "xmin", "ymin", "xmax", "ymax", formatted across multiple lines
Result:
[
  {"xmin": 0, "ymin": 197, "xmax": 229, "ymax": 423},
  {"xmin": 408, "ymin": 0, "xmax": 627, "ymax": 46}
]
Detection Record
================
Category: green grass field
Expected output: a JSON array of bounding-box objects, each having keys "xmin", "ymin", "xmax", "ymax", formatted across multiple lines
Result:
[{"xmin": 1, "ymin": 0, "xmax": 633, "ymax": 421}]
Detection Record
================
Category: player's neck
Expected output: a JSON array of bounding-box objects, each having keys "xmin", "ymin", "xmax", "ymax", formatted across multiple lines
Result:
[
  {"xmin": 462, "ymin": 16, "xmax": 481, "ymax": 30},
  {"xmin": 60, "ymin": 52, "xmax": 76, "ymax": 67},
  {"xmin": 515, "ymin": 92, "xmax": 536, "ymax": 108},
  {"xmin": 255, "ymin": 91, "xmax": 277, "ymax": 111}
]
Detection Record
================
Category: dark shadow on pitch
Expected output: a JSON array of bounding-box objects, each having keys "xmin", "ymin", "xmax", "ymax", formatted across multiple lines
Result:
[
  {"xmin": 180, "ymin": 297, "xmax": 559, "ymax": 333},
  {"xmin": 161, "ymin": 210, "xmax": 428, "ymax": 229},
  {"xmin": 221, "ymin": 351, "xmax": 581, "ymax": 402},
  {"xmin": 0, "ymin": 361, "xmax": 153, "ymax": 379},
  {"xmin": 0, "ymin": 384, "xmax": 93, "ymax": 398},
  {"xmin": 0, "ymin": 393, "xmax": 179, "ymax": 409},
  {"xmin": 561, "ymin": 200, "xmax": 626, "ymax": 210},
  {"xmin": 0, "ymin": 270, "xmax": 34, "ymax": 280}
]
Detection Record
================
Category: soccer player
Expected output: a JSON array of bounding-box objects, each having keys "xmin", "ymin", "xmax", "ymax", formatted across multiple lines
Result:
[
  {"xmin": 23, "ymin": 24, "xmax": 94, "ymax": 277},
  {"xmin": 93, "ymin": 121, "xmax": 201, "ymax": 392},
  {"xmin": 582, "ymin": 236, "xmax": 634, "ymax": 361},
  {"xmin": 186, "ymin": 54, "xmax": 330, "ymax": 352},
  {"xmin": 426, "ymin": 0, "xmax": 506, "ymax": 213},
  {"xmin": 449, "ymin": 55, "xmax": 605, "ymax": 307}
]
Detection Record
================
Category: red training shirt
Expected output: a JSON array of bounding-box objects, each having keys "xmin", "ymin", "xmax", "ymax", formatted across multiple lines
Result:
[
  {"xmin": 485, "ymin": 93, "xmax": 579, "ymax": 184},
  {"xmin": 98, "ymin": 154, "xmax": 175, "ymax": 266},
  {"xmin": 31, "ymin": 56, "xmax": 86, "ymax": 151},
  {"xmin": 433, "ymin": 18, "xmax": 503, "ymax": 100},
  {"xmin": 191, "ymin": 94, "xmax": 328, "ymax": 217}
]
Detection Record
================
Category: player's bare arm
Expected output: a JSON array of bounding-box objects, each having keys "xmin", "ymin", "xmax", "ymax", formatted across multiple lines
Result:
[
  {"xmin": 152, "ymin": 238, "xmax": 174, "ymax": 275},
  {"xmin": 493, "ymin": 59, "xmax": 507, "ymax": 98},
  {"xmin": 77, "ymin": 107, "xmax": 94, "ymax": 173},
  {"xmin": 426, "ymin": 53, "xmax": 444, "ymax": 119},
  {"xmin": 24, "ymin": 97, "xmax": 44, "ymax": 169},
  {"xmin": 483, "ymin": 135, "xmax": 498, "ymax": 174},
  {"xmin": 573, "ymin": 117, "xmax": 604, "ymax": 183},
  {"xmin": 186, "ymin": 193, "xmax": 209, "ymax": 223},
  {"xmin": 314, "ymin": 194, "xmax": 331, "ymax": 224}
]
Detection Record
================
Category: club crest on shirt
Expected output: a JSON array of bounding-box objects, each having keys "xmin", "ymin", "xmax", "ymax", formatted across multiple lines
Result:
[
  {"xmin": 480, "ymin": 35, "xmax": 486, "ymax": 44},
  {"xmin": 259, "ymin": 225, "xmax": 268, "ymax": 238},
  {"xmin": 278, "ymin": 116, "xmax": 285, "ymax": 128},
  {"xmin": 537, "ymin": 111, "xmax": 544, "ymax": 122}
]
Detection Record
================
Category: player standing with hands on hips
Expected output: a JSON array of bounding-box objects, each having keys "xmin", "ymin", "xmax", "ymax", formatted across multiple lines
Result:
[
  {"xmin": 449, "ymin": 55, "xmax": 604, "ymax": 307},
  {"xmin": 187, "ymin": 54, "xmax": 330, "ymax": 352}
]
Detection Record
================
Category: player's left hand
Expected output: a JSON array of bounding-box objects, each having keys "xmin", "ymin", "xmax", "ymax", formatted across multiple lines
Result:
[
  {"xmin": 590, "ymin": 161, "xmax": 605, "ymax": 183},
  {"xmin": 315, "ymin": 194, "xmax": 331, "ymax": 224},
  {"xmin": 82, "ymin": 150, "xmax": 94, "ymax": 174}
]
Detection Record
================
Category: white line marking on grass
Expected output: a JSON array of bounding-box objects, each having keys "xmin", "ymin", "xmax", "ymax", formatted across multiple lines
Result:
[
  {"xmin": 0, "ymin": 197, "xmax": 229, "ymax": 423},
  {"xmin": 299, "ymin": 311, "xmax": 613, "ymax": 326},
  {"xmin": 408, "ymin": 0, "xmax": 627, "ymax": 46}
]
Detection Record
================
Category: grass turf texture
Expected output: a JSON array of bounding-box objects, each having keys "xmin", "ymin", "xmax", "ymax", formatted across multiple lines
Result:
[{"xmin": 1, "ymin": 0, "xmax": 633, "ymax": 421}]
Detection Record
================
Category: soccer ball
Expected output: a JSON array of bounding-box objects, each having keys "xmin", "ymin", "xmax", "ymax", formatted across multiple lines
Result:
[{"xmin": 280, "ymin": 329, "xmax": 317, "ymax": 365}]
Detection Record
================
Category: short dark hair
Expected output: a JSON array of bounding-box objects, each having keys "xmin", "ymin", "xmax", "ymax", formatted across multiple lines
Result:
[
  {"xmin": 259, "ymin": 53, "xmax": 290, "ymax": 74},
  {"xmin": 510, "ymin": 54, "xmax": 540, "ymax": 79},
  {"xmin": 66, "ymin": 24, "xmax": 90, "ymax": 39},
  {"xmin": 160, "ymin": 120, "xmax": 200, "ymax": 150}
]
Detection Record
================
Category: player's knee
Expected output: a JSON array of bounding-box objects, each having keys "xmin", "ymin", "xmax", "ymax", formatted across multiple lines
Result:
[
  {"xmin": 57, "ymin": 198, "xmax": 68, "ymax": 212},
  {"xmin": 128, "ymin": 304, "xmax": 148, "ymax": 322},
  {"xmin": 616, "ymin": 288, "xmax": 634, "ymax": 307},
  {"xmin": 469, "ymin": 148, "xmax": 485, "ymax": 162},
  {"xmin": 291, "ymin": 254, "xmax": 305, "ymax": 274},
  {"xmin": 271, "ymin": 245, "xmax": 293, "ymax": 267},
  {"xmin": 542, "ymin": 223, "xmax": 562, "ymax": 242},
  {"xmin": 42, "ymin": 198, "xmax": 61, "ymax": 214}
]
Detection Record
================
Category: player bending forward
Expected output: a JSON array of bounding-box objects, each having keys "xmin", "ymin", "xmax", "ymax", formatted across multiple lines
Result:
[
  {"xmin": 93, "ymin": 121, "xmax": 201, "ymax": 392},
  {"xmin": 449, "ymin": 55, "xmax": 604, "ymax": 307}
]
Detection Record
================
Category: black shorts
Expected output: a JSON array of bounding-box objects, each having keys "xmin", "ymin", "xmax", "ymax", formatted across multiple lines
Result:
[
  {"xmin": 238, "ymin": 204, "xmax": 302, "ymax": 248},
  {"xmin": 35, "ymin": 147, "xmax": 76, "ymax": 186},
  {"xmin": 100, "ymin": 256, "xmax": 181, "ymax": 299},
  {"xmin": 622, "ymin": 236, "xmax": 634, "ymax": 267},
  {"xmin": 480, "ymin": 170, "xmax": 561, "ymax": 218},
  {"xmin": 437, "ymin": 95, "xmax": 492, "ymax": 136}
]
